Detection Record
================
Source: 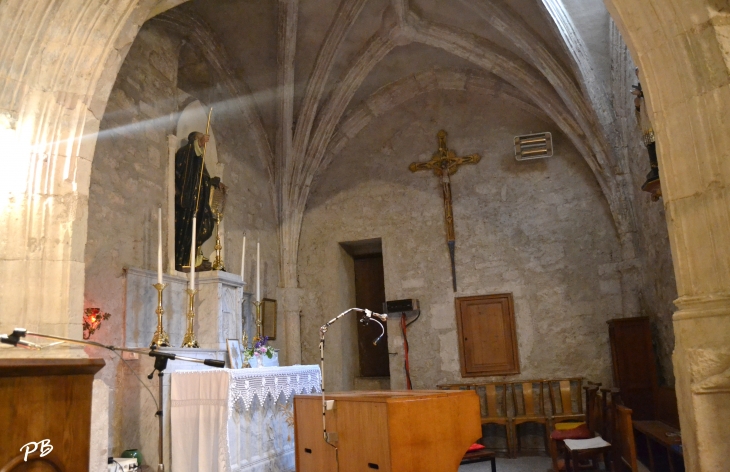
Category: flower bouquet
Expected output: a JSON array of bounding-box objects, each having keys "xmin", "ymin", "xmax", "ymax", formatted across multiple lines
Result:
[{"xmin": 244, "ymin": 336, "xmax": 277, "ymax": 367}]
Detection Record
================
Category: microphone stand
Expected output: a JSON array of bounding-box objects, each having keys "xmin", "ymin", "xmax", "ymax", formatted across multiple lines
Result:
[
  {"xmin": 318, "ymin": 308, "xmax": 387, "ymax": 454},
  {"xmin": 1, "ymin": 328, "xmax": 225, "ymax": 472}
]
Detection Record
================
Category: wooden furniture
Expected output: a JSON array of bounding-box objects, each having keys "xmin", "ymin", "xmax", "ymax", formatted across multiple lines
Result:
[
  {"xmin": 547, "ymin": 378, "xmax": 585, "ymax": 425},
  {"xmin": 655, "ymin": 385, "xmax": 680, "ymax": 429},
  {"xmin": 294, "ymin": 390, "xmax": 481, "ymax": 472},
  {"xmin": 583, "ymin": 383, "xmax": 602, "ymax": 434},
  {"xmin": 600, "ymin": 387, "xmax": 621, "ymax": 444},
  {"xmin": 0, "ymin": 358, "xmax": 105, "ymax": 471},
  {"xmin": 547, "ymin": 378, "xmax": 587, "ymax": 472},
  {"xmin": 563, "ymin": 439, "xmax": 612, "ymax": 472},
  {"xmin": 455, "ymin": 294, "xmax": 519, "ymax": 376},
  {"xmin": 615, "ymin": 405, "xmax": 639, "ymax": 472},
  {"xmin": 563, "ymin": 384, "xmax": 612, "ymax": 472},
  {"xmin": 439, "ymin": 383, "xmax": 512, "ymax": 455},
  {"xmin": 632, "ymin": 420, "xmax": 683, "ymax": 472},
  {"xmin": 607, "ymin": 317, "xmax": 657, "ymax": 420},
  {"xmin": 511, "ymin": 380, "xmax": 549, "ymax": 456},
  {"xmin": 460, "ymin": 448, "xmax": 496, "ymax": 472}
]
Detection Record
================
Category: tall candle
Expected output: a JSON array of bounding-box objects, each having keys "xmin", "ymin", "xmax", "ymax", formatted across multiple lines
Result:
[
  {"xmin": 241, "ymin": 234, "xmax": 246, "ymax": 282},
  {"xmin": 256, "ymin": 241, "xmax": 261, "ymax": 302},
  {"xmin": 157, "ymin": 207, "xmax": 163, "ymax": 285},
  {"xmin": 189, "ymin": 216, "xmax": 196, "ymax": 290}
]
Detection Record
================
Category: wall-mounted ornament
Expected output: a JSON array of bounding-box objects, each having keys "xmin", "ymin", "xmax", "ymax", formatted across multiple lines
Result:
[
  {"xmin": 514, "ymin": 132, "xmax": 553, "ymax": 161},
  {"xmin": 83, "ymin": 308, "xmax": 111, "ymax": 339},
  {"xmin": 409, "ymin": 130, "xmax": 482, "ymax": 292},
  {"xmin": 632, "ymin": 68, "xmax": 661, "ymax": 201}
]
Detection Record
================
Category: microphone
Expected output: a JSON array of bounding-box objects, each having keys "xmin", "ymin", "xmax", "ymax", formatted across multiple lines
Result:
[
  {"xmin": 0, "ymin": 334, "xmax": 41, "ymax": 349},
  {"xmin": 1, "ymin": 328, "xmax": 42, "ymax": 349}
]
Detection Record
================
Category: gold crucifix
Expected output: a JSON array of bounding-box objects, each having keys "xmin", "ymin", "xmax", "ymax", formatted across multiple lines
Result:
[{"xmin": 409, "ymin": 130, "xmax": 481, "ymax": 291}]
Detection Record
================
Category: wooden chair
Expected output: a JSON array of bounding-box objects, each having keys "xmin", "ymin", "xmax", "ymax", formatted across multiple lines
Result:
[
  {"xmin": 548, "ymin": 378, "xmax": 586, "ymax": 426},
  {"xmin": 600, "ymin": 388, "xmax": 621, "ymax": 446},
  {"xmin": 560, "ymin": 385, "xmax": 612, "ymax": 472},
  {"xmin": 547, "ymin": 378, "xmax": 588, "ymax": 471},
  {"xmin": 510, "ymin": 380, "xmax": 550, "ymax": 457},
  {"xmin": 460, "ymin": 448, "xmax": 497, "ymax": 472},
  {"xmin": 584, "ymin": 383, "xmax": 603, "ymax": 434},
  {"xmin": 600, "ymin": 388, "xmax": 621, "ymax": 463},
  {"xmin": 614, "ymin": 404, "xmax": 639, "ymax": 472},
  {"xmin": 439, "ymin": 383, "xmax": 513, "ymax": 455}
]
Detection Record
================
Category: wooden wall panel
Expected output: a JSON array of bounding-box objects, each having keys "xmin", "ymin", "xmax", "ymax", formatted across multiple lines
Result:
[{"xmin": 456, "ymin": 294, "xmax": 520, "ymax": 376}]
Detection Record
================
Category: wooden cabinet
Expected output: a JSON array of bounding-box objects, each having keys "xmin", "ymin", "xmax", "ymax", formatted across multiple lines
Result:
[
  {"xmin": 0, "ymin": 358, "xmax": 105, "ymax": 471},
  {"xmin": 456, "ymin": 294, "xmax": 520, "ymax": 377},
  {"xmin": 294, "ymin": 391, "xmax": 481, "ymax": 472},
  {"xmin": 608, "ymin": 317, "xmax": 657, "ymax": 420}
]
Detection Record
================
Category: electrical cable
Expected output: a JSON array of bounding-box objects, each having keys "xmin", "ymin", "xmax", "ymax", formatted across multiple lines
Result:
[
  {"xmin": 111, "ymin": 349, "xmax": 160, "ymax": 411},
  {"xmin": 401, "ymin": 313, "xmax": 412, "ymax": 390},
  {"xmin": 405, "ymin": 309, "xmax": 421, "ymax": 328},
  {"xmin": 113, "ymin": 459, "xmax": 123, "ymax": 471}
]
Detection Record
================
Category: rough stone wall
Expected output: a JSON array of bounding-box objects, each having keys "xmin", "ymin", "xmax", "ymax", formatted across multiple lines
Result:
[
  {"xmin": 84, "ymin": 21, "xmax": 279, "ymax": 456},
  {"xmin": 610, "ymin": 21, "xmax": 678, "ymax": 386},
  {"xmin": 298, "ymin": 88, "xmax": 624, "ymax": 393}
]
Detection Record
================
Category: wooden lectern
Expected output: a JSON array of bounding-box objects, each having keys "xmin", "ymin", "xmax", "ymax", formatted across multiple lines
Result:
[
  {"xmin": 0, "ymin": 358, "xmax": 105, "ymax": 471},
  {"xmin": 294, "ymin": 390, "xmax": 481, "ymax": 472}
]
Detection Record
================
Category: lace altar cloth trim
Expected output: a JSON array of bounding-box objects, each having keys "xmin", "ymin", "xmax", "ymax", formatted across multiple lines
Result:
[{"xmin": 174, "ymin": 365, "xmax": 322, "ymax": 411}]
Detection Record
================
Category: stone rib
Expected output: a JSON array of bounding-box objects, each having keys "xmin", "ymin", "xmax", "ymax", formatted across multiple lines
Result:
[{"xmin": 290, "ymin": 0, "xmax": 369, "ymax": 191}]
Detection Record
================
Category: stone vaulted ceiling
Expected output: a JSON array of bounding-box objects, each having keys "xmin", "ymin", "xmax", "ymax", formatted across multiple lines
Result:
[{"xmin": 150, "ymin": 0, "xmax": 637, "ymax": 287}]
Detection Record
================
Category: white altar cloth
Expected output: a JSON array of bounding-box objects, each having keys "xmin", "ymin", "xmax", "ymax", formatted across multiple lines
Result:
[{"xmin": 170, "ymin": 365, "xmax": 321, "ymax": 472}]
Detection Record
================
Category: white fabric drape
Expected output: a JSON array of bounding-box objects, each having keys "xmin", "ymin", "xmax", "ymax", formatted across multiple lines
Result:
[{"xmin": 170, "ymin": 366, "xmax": 321, "ymax": 472}]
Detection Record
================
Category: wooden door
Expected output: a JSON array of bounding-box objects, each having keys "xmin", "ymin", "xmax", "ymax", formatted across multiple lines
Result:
[
  {"xmin": 455, "ymin": 294, "xmax": 520, "ymax": 376},
  {"xmin": 608, "ymin": 317, "xmax": 657, "ymax": 420},
  {"xmin": 354, "ymin": 255, "xmax": 390, "ymax": 377}
]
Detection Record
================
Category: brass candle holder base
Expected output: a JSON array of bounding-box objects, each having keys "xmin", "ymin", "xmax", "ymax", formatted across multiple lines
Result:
[
  {"xmin": 212, "ymin": 212, "xmax": 225, "ymax": 271},
  {"xmin": 181, "ymin": 288, "xmax": 200, "ymax": 348},
  {"xmin": 150, "ymin": 283, "xmax": 170, "ymax": 348},
  {"xmin": 253, "ymin": 300, "xmax": 262, "ymax": 343}
]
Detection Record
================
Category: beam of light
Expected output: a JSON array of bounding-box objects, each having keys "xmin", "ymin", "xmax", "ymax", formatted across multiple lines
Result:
[
  {"xmin": 0, "ymin": 113, "xmax": 32, "ymax": 197},
  {"xmin": 0, "ymin": 81, "xmax": 286, "ymax": 208}
]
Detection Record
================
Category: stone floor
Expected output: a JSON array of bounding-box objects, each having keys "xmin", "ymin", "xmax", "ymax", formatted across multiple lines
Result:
[
  {"xmin": 459, "ymin": 456, "xmax": 552, "ymax": 472},
  {"xmin": 458, "ymin": 456, "xmax": 653, "ymax": 472}
]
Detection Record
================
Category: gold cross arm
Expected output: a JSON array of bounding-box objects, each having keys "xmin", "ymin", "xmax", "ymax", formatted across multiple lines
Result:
[{"xmin": 409, "ymin": 130, "xmax": 481, "ymax": 176}]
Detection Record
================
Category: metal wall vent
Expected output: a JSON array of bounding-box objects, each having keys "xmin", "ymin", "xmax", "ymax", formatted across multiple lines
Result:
[{"xmin": 514, "ymin": 132, "xmax": 553, "ymax": 161}]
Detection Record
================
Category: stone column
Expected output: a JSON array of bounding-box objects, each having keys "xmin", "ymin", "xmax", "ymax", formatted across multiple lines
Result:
[
  {"xmin": 277, "ymin": 286, "xmax": 304, "ymax": 365},
  {"xmin": 604, "ymin": 1, "xmax": 730, "ymax": 470}
]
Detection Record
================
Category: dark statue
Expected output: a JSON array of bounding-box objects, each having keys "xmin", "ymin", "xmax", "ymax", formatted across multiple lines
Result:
[
  {"xmin": 631, "ymin": 68, "xmax": 660, "ymax": 199},
  {"xmin": 174, "ymin": 131, "xmax": 224, "ymax": 271}
]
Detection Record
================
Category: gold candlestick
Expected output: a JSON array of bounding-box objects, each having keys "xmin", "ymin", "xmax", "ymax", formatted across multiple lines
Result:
[
  {"xmin": 181, "ymin": 288, "xmax": 200, "ymax": 348},
  {"xmin": 253, "ymin": 300, "xmax": 262, "ymax": 342},
  {"xmin": 150, "ymin": 283, "xmax": 170, "ymax": 348},
  {"xmin": 212, "ymin": 212, "xmax": 225, "ymax": 271}
]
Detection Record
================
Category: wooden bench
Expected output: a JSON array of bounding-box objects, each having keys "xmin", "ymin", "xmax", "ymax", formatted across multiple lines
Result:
[{"xmin": 632, "ymin": 420, "xmax": 683, "ymax": 472}]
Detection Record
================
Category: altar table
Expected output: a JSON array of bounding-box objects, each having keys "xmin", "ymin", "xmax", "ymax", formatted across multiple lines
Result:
[{"xmin": 170, "ymin": 365, "xmax": 321, "ymax": 472}]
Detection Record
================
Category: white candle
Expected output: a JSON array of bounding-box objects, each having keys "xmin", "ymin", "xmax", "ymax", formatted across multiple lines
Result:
[
  {"xmin": 189, "ymin": 216, "xmax": 196, "ymax": 290},
  {"xmin": 241, "ymin": 234, "xmax": 246, "ymax": 282},
  {"xmin": 157, "ymin": 207, "xmax": 163, "ymax": 285},
  {"xmin": 256, "ymin": 241, "xmax": 261, "ymax": 302}
]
